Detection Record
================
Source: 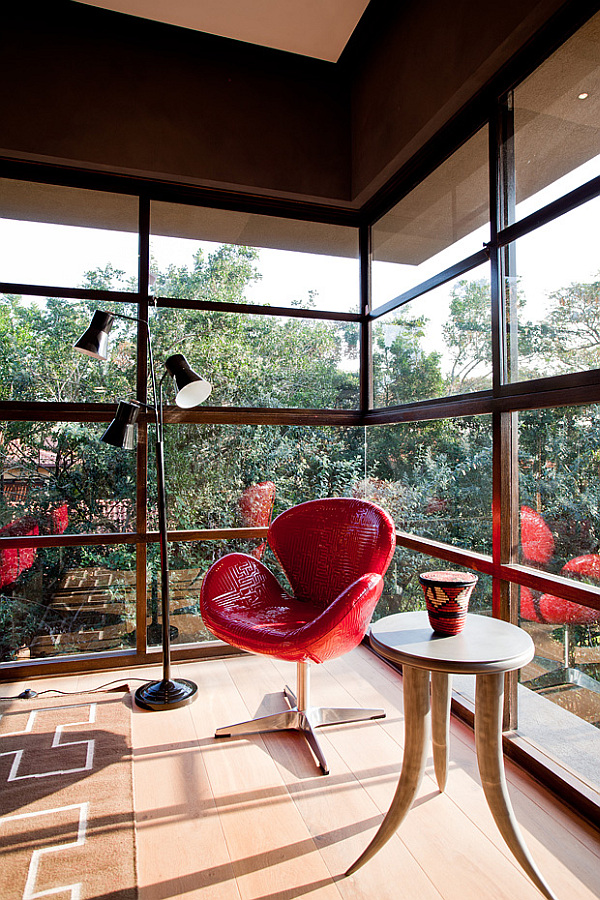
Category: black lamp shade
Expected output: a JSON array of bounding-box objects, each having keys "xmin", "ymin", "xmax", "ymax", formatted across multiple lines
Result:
[
  {"xmin": 74, "ymin": 311, "xmax": 115, "ymax": 360},
  {"xmin": 101, "ymin": 400, "xmax": 141, "ymax": 450},
  {"xmin": 165, "ymin": 354, "xmax": 212, "ymax": 408}
]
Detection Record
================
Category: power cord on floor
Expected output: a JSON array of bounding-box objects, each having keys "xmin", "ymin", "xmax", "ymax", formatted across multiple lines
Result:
[{"xmin": 0, "ymin": 678, "xmax": 151, "ymax": 701}]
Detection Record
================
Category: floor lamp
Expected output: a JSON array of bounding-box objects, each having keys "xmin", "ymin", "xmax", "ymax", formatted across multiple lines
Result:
[{"xmin": 74, "ymin": 310, "xmax": 212, "ymax": 710}]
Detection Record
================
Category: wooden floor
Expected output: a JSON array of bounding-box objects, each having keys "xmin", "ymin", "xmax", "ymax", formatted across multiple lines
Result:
[{"xmin": 6, "ymin": 646, "xmax": 600, "ymax": 900}]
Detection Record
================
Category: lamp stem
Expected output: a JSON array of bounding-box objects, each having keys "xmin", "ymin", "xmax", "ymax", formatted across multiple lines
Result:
[
  {"xmin": 155, "ymin": 434, "xmax": 172, "ymax": 684},
  {"xmin": 132, "ymin": 314, "xmax": 198, "ymax": 711},
  {"xmin": 145, "ymin": 320, "xmax": 161, "ymax": 437}
]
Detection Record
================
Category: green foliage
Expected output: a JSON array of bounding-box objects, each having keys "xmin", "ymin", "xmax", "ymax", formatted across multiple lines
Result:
[
  {"xmin": 443, "ymin": 278, "xmax": 496, "ymax": 393},
  {"xmin": 373, "ymin": 314, "xmax": 444, "ymax": 406},
  {"xmin": 0, "ymin": 594, "xmax": 42, "ymax": 660},
  {"xmin": 519, "ymin": 405, "xmax": 600, "ymax": 571},
  {"xmin": 544, "ymin": 278, "xmax": 600, "ymax": 373},
  {"xmin": 0, "ymin": 293, "xmax": 137, "ymax": 404}
]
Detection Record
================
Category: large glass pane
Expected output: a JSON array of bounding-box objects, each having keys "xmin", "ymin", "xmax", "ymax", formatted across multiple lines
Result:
[
  {"xmin": 150, "ymin": 307, "xmax": 358, "ymax": 409},
  {"xmin": 372, "ymin": 126, "xmax": 489, "ymax": 308},
  {"xmin": 0, "ymin": 179, "xmax": 139, "ymax": 288},
  {"xmin": 373, "ymin": 266, "xmax": 491, "ymax": 406},
  {"xmin": 160, "ymin": 424, "xmax": 366, "ymax": 531},
  {"xmin": 513, "ymin": 10, "xmax": 600, "ymax": 223},
  {"xmin": 519, "ymin": 597, "xmax": 600, "ymax": 792},
  {"xmin": 0, "ymin": 422, "xmax": 137, "ymax": 535},
  {"xmin": 0, "ymin": 295, "xmax": 138, "ymax": 403},
  {"xmin": 503, "ymin": 197, "xmax": 600, "ymax": 382},
  {"xmin": 150, "ymin": 201, "xmax": 359, "ymax": 313},
  {"xmin": 364, "ymin": 417, "xmax": 493, "ymax": 554},
  {"xmin": 0, "ymin": 544, "xmax": 136, "ymax": 663},
  {"xmin": 518, "ymin": 402, "xmax": 600, "ymax": 780},
  {"xmin": 518, "ymin": 405, "xmax": 600, "ymax": 576}
]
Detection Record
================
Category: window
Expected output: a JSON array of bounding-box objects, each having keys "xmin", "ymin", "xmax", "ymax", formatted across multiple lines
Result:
[
  {"xmin": 0, "ymin": 297, "xmax": 138, "ymax": 404},
  {"xmin": 0, "ymin": 179, "xmax": 139, "ymax": 288},
  {"xmin": 372, "ymin": 127, "xmax": 489, "ymax": 308},
  {"xmin": 364, "ymin": 417, "xmax": 493, "ymax": 555},
  {"xmin": 150, "ymin": 201, "xmax": 360, "ymax": 313},
  {"xmin": 161, "ymin": 424, "xmax": 365, "ymax": 530},
  {"xmin": 518, "ymin": 405, "xmax": 600, "ymax": 577},
  {"xmin": 512, "ymin": 12, "xmax": 600, "ymax": 223},
  {"xmin": 0, "ymin": 543, "xmax": 136, "ymax": 663},
  {"xmin": 371, "ymin": 127, "xmax": 490, "ymax": 407},
  {"xmin": 503, "ymin": 197, "xmax": 600, "ymax": 382},
  {"xmin": 151, "ymin": 307, "xmax": 359, "ymax": 410},
  {"xmin": 372, "ymin": 267, "xmax": 492, "ymax": 406}
]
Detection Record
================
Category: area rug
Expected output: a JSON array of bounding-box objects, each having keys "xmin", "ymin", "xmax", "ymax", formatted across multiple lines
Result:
[{"xmin": 0, "ymin": 689, "xmax": 137, "ymax": 900}]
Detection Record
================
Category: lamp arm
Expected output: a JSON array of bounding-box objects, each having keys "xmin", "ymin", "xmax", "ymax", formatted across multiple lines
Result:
[{"xmin": 104, "ymin": 310, "xmax": 161, "ymax": 433}]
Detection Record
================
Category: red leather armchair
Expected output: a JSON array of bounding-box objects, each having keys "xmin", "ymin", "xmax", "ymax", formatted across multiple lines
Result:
[{"xmin": 200, "ymin": 497, "xmax": 396, "ymax": 773}]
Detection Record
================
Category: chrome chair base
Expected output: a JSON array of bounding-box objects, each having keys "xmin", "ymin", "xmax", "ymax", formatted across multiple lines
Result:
[{"xmin": 214, "ymin": 663, "xmax": 385, "ymax": 775}]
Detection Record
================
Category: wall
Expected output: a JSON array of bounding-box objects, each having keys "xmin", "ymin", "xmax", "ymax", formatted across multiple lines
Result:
[
  {"xmin": 0, "ymin": 0, "xmax": 586, "ymax": 209},
  {"xmin": 0, "ymin": 1, "xmax": 350, "ymax": 204}
]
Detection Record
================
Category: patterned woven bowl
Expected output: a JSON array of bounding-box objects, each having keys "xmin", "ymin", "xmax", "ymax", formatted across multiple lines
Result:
[{"xmin": 418, "ymin": 570, "xmax": 478, "ymax": 635}]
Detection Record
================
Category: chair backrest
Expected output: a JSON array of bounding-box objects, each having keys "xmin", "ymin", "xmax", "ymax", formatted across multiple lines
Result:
[
  {"xmin": 268, "ymin": 497, "xmax": 395, "ymax": 609},
  {"xmin": 520, "ymin": 505, "xmax": 554, "ymax": 564}
]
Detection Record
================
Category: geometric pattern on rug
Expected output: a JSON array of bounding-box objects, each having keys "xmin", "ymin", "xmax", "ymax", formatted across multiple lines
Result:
[{"xmin": 0, "ymin": 692, "xmax": 137, "ymax": 900}]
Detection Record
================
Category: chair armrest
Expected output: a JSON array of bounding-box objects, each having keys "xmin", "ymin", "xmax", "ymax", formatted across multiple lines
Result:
[
  {"xmin": 201, "ymin": 553, "xmax": 290, "ymax": 610},
  {"xmin": 296, "ymin": 573, "xmax": 384, "ymax": 664},
  {"xmin": 200, "ymin": 553, "xmax": 295, "ymax": 645}
]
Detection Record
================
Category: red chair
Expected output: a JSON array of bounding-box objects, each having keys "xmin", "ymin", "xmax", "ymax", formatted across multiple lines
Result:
[
  {"xmin": 200, "ymin": 497, "xmax": 396, "ymax": 773},
  {"xmin": 521, "ymin": 555, "xmax": 600, "ymax": 693},
  {"xmin": 50, "ymin": 502, "xmax": 69, "ymax": 535},
  {"xmin": 0, "ymin": 516, "xmax": 39, "ymax": 589}
]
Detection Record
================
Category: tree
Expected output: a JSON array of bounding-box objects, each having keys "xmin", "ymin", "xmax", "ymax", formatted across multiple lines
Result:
[
  {"xmin": 442, "ymin": 278, "xmax": 499, "ymax": 394},
  {"xmin": 372, "ymin": 314, "xmax": 444, "ymax": 406},
  {"xmin": 543, "ymin": 277, "xmax": 600, "ymax": 374}
]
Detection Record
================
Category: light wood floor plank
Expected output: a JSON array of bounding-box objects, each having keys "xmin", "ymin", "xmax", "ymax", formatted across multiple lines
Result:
[
  {"xmin": 182, "ymin": 656, "xmax": 340, "ymax": 900},
  {"xmin": 132, "ymin": 667, "xmax": 240, "ymax": 900}
]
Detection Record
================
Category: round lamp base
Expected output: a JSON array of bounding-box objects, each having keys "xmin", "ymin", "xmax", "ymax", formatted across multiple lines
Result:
[{"xmin": 135, "ymin": 678, "xmax": 198, "ymax": 711}]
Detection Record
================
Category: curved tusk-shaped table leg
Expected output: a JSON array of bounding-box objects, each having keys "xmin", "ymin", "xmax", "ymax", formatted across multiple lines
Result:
[
  {"xmin": 345, "ymin": 665, "xmax": 430, "ymax": 876},
  {"xmin": 431, "ymin": 671, "xmax": 451, "ymax": 792},
  {"xmin": 475, "ymin": 672, "xmax": 559, "ymax": 900}
]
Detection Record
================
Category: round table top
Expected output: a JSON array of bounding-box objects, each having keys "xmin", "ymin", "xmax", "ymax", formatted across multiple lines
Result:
[{"xmin": 369, "ymin": 611, "xmax": 534, "ymax": 674}]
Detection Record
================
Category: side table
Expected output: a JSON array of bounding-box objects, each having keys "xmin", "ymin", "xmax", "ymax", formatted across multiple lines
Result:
[{"xmin": 346, "ymin": 611, "xmax": 558, "ymax": 900}]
